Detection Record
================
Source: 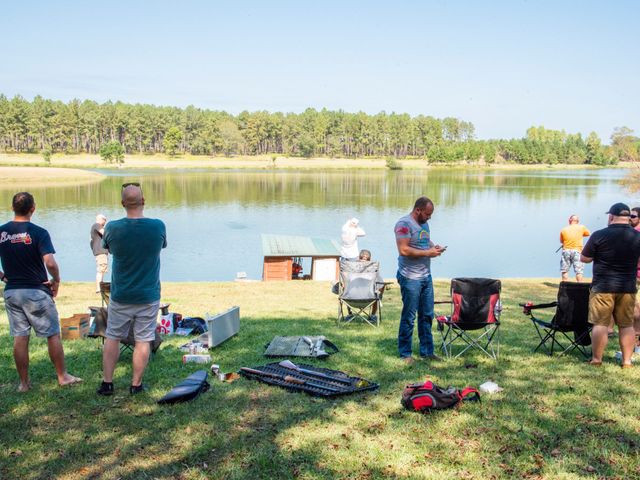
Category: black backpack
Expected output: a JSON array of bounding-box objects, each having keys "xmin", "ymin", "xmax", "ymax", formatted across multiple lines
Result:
[
  {"xmin": 401, "ymin": 380, "xmax": 480, "ymax": 413},
  {"xmin": 177, "ymin": 317, "xmax": 208, "ymax": 335}
]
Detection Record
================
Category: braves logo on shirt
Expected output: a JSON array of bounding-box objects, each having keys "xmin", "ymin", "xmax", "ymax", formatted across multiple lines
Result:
[{"xmin": 0, "ymin": 232, "xmax": 32, "ymax": 245}]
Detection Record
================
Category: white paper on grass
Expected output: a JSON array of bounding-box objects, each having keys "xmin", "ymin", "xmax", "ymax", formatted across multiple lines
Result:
[{"xmin": 479, "ymin": 381, "xmax": 503, "ymax": 394}]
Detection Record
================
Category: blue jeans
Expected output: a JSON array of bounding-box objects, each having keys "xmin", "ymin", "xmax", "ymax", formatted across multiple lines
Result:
[{"xmin": 397, "ymin": 272, "xmax": 434, "ymax": 358}]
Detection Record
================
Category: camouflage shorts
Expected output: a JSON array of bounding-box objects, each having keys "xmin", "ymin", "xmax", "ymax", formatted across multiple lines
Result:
[{"xmin": 560, "ymin": 249, "xmax": 584, "ymax": 275}]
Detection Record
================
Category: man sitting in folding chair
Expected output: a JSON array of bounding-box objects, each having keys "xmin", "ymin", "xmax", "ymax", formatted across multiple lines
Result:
[
  {"xmin": 337, "ymin": 257, "xmax": 385, "ymax": 327},
  {"xmin": 520, "ymin": 281, "xmax": 591, "ymax": 358},
  {"xmin": 436, "ymin": 278, "xmax": 501, "ymax": 359}
]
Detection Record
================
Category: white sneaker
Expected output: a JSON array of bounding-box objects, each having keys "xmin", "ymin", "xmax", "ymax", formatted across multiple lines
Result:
[{"xmin": 614, "ymin": 351, "xmax": 622, "ymax": 362}]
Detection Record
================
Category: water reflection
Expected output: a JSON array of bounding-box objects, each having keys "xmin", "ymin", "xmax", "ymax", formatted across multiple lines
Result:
[
  {"xmin": 0, "ymin": 168, "xmax": 628, "ymax": 281},
  {"xmin": 0, "ymin": 168, "xmax": 608, "ymax": 209}
]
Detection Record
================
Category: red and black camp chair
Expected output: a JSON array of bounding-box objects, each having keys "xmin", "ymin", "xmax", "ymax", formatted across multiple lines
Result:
[
  {"xmin": 520, "ymin": 281, "xmax": 591, "ymax": 358},
  {"xmin": 436, "ymin": 278, "xmax": 501, "ymax": 359}
]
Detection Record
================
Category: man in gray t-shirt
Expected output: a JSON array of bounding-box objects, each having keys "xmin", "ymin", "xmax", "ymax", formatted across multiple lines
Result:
[{"xmin": 394, "ymin": 196, "xmax": 446, "ymax": 364}]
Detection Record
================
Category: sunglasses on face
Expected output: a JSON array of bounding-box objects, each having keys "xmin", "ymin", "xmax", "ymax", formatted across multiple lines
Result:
[{"xmin": 631, "ymin": 215, "xmax": 638, "ymax": 219}]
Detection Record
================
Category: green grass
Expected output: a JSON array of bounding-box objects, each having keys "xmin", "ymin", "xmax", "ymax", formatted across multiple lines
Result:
[{"xmin": 1, "ymin": 280, "xmax": 639, "ymax": 479}]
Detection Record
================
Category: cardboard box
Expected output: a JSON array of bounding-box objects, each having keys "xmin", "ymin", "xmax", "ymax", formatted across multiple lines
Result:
[{"xmin": 61, "ymin": 313, "xmax": 90, "ymax": 340}]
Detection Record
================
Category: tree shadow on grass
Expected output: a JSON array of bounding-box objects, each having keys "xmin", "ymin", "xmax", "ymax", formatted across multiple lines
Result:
[
  {"xmin": 2, "ymin": 278, "xmax": 640, "ymax": 479},
  {"xmin": 0, "ymin": 316, "xmax": 384, "ymax": 480},
  {"xmin": 358, "ymin": 279, "xmax": 640, "ymax": 477}
]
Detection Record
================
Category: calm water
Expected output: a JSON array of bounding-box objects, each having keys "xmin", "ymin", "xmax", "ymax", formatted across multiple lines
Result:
[{"xmin": 0, "ymin": 168, "xmax": 635, "ymax": 281}]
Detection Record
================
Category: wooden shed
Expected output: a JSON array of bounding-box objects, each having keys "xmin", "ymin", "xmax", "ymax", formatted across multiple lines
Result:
[{"xmin": 261, "ymin": 234, "xmax": 341, "ymax": 281}]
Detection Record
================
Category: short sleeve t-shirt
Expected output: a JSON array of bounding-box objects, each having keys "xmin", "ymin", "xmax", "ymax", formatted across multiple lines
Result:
[
  {"xmin": 340, "ymin": 225, "xmax": 365, "ymax": 259},
  {"xmin": 0, "ymin": 221, "xmax": 55, "ymax": 295},
  {"xmin": 103, "ymin": 217, "xmax": 167, "ymax": 304},
  {"xmin": 394, "ymin": 214, "xmax": 431, "ymax": 280},
  {"xmin": 581, "ymin": 224, "xmax": 640, "ymax": 293},
  {"xmin": 560, "ymin": 224, "xmax": 590, "ymax": 251},
  {"xmin": 90, "ymin": 222, "xmax": 108, "ymax": 256}
]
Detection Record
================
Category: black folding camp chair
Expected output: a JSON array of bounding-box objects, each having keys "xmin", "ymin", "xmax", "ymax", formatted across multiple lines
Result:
[
  {"xmin": 337, "ymin": 259, "xmax": 385, "ymax": 327},
  {"xmin": 520, "ymin": 281, "xmax": 591, "ymax": 358},
  {"xmin": 436, "ymin": 278, "xmax": 502, "ymax": 359}
]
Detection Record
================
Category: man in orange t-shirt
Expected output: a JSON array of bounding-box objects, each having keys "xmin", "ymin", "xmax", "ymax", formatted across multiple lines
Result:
[{"xmin": 559, "ymin": 214, "xmax": 590, "ymax": 282}]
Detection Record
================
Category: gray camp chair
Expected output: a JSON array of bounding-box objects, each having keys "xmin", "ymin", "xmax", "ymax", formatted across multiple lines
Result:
[{"xmin": 337, "ymin": 259, "xmax": 384, "ymax": 327}]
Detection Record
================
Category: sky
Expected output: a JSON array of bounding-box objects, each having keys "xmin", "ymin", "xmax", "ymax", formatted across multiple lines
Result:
[{"xmin": 1, "ymin": 0, "xmax": 638, "ymax": 141}]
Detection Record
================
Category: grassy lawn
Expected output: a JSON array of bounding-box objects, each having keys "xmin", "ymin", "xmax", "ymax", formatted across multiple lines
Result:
[{"xmin": 1, "ymin": 279, "xmax": 639, "ymax": 479}]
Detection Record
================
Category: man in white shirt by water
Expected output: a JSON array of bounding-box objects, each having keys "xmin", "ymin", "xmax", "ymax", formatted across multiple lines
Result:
[{"xmin": 340, "ymin": 217, "xmax": 365, "ymax": 260}]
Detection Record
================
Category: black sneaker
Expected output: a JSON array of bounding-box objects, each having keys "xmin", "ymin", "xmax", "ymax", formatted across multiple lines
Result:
[
  {"xmin": 129, "ymin": 384, "xmax": 147, "ymax": 395},
  {"xmin": 96, "ymin": 381, "xmax": 114, "ymax": 396}
]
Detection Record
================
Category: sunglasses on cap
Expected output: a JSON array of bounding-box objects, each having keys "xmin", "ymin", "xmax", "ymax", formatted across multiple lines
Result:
[{"xmin": 122, "ymin": 182, "xmax": 141, "ymax": 189}]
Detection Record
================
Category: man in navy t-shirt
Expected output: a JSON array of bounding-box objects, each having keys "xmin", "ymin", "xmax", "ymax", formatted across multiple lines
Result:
[
  {"xmin": 0, "ymin": 192, "xmax": 81, "ymax": 392},
  {"xmin": 581, "ymin": 202, "xmax": 640, "ymax": 367},
  {"xmin": 97, "ymin": 183, "xmax": 167, "ymax": 396}
]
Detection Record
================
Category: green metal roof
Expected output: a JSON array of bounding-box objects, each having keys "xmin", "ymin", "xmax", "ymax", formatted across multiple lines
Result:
[{"xmin": 261, "ymin": 234, "xmax": 341, "ymax": 257}]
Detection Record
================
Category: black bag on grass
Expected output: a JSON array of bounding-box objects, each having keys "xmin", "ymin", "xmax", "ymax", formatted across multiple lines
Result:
[
  {"xmin": 157, "ymin": 370, "xmax": 210, "ymax": 404},
  {"xmin": 401, "ymin": 379, "xmax": 480, "ymax": 413},
  {"xmin": 177, "ymin": 317, "xmax": 208, "ymax": 335}
]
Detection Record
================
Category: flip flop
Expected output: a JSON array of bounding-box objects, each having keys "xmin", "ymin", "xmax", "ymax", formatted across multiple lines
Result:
[
  {"xmin": 59, "ymin": 375, "xmax": 83, "ymax": 387},
  {"xmin": 586, "ymin": 360, "xmax": 602, "ymax": 367},
  {"xmin": 621, "ymin": 364, "xmax": 633, "ymax": 369},
  {"xmin": 17, "ymin": 382, "xmax": 32, "ymax": 393}
]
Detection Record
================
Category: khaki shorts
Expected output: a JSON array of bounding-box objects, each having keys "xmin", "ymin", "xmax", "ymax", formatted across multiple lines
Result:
[
  {"xmin": 588, "ymin": 292, "xmax": 635, "ymax": 328},
  {"xmin": 95, "ymin": 254, "xmax": 108, "ymax": 274},
  {"xmin": 106, "ymin": 300, "xmax": 159, "ymax": 342}
]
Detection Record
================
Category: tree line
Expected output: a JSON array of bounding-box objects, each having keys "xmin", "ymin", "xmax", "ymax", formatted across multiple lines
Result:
[{"xmin": 0, "ymin": 94, "xmax": 637, "ymax": 165}]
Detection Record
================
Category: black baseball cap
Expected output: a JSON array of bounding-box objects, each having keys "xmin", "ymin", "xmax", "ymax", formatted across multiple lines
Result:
[{"xmin": 606, "ymin": 202, "xmax": 631, "ymax": 216}]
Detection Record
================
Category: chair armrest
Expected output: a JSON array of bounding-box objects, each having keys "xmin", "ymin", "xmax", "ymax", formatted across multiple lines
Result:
[
  {"xmin": 519, "ymin": 301, "xmax": 557, "ymax": 314},
  {"xmin": 434, "ymin": 299, "xmax": 452, "ymax": 305}
]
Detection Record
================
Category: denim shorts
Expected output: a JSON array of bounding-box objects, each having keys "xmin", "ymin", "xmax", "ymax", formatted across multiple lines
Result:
[
  {"xmin": 106, "ymin": 300, "xmax": 159, "ymax": 342},
  {"xmin": 4, "ymin": 289, "xmax": 60, "ymax": 337}
]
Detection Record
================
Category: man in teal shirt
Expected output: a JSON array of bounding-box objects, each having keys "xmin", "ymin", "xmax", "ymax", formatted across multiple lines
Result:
[{"xmin": 97, "ymin": 184, "xmax": 167, "ymax": 396}]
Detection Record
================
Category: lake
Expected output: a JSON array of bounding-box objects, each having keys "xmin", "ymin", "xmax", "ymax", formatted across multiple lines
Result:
[{"xmin": 0, "ymin": 168, "xmax": 634, "ymax": 282}]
